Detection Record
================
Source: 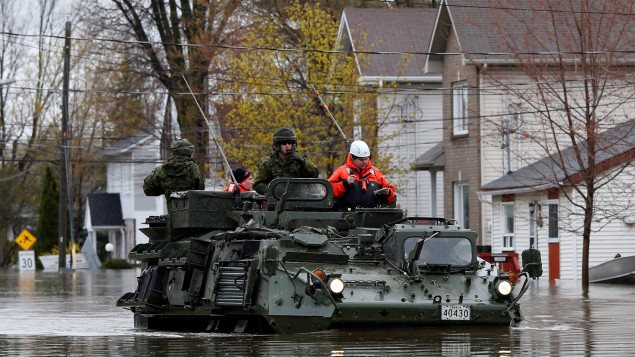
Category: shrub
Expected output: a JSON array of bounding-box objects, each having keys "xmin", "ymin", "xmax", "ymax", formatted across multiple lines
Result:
[{"xmin": 101, "ymin": 258, "xmax": 133, "ymax": 269}]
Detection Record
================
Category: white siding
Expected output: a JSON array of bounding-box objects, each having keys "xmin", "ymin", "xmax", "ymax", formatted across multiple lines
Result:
[
  {"xmin": 491, "ymin": 192, "xmax": 556, "ymax": 279},
  {"xmin": 105, "ymin": 137, "xmax": 165, "ymax": 245},
  {"xmin": 480, "ymin": 72, "xmax": 635, "ymax": 254},
  {"xmin": 489, "ymin": 165, "xmax": 635, "ymax": 282},
  {"xmin": 377, "ymin": 89, "xmax": 444, "ymax": 216},
  {"xmin": 559, "ymin": 166, "xmax": 635, "ymax": 281}
]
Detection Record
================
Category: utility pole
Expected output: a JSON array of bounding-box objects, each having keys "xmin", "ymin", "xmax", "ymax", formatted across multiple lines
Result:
[{"xmin": 58, "ymin": 22, "xmax": 72, "ymax": 271}]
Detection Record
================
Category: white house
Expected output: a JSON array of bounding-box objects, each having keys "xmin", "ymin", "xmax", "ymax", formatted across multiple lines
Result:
[
  {"xmin": 337, "ymin": 7, "xmax": 444, "ymax": 216},
  {"xmin": 480, "ymin": 120, "xmax": 635, "ymax": 281},
  {"xmin": 83, "ymin": 132, "xmax": 166, "ymax": 261},
  {"xmin": 83, "ymin": 192, "xmax": 126, "ymax": 260}
]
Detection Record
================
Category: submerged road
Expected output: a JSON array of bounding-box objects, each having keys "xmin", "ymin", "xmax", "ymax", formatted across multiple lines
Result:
[{"xmin": 0, "ymin": 269, "xmax": 634, "ymax": 356}]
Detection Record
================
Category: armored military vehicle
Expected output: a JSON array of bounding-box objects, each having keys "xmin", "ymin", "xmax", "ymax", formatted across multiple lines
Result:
[{"xmin": 117, "ymin": 178, "xmax": 542, "ymax": 334}]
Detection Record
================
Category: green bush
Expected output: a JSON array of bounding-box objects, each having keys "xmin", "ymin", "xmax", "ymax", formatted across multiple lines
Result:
[{"xmin": 101, "ymin": 258, "xmax": 133, "ymax": 269}]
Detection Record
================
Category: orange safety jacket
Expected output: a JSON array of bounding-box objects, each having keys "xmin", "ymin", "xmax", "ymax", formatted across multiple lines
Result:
[
  {"xmin": 328, "ymin": 154, "xmax": 395, "ymax": 208},
  {"xmin": 223, "ymin": 181, "xmax": 252, "ymax": 193}
]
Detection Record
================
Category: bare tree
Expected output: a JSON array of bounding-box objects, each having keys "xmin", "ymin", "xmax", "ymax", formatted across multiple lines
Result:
[
  {"xmin": 84, "ymin": 0, "xmax": 247, "ymax": 169},
  {"xmin": 0, "ymin": 0, "xmax": 72, "ymax": 265},
  {"xmin": 479, "ymin": 0, "xmax": 635, "ymax": 289},
  {"xmin": 0, "ymin": 0, "xmax": 25, "ymax": 166}
]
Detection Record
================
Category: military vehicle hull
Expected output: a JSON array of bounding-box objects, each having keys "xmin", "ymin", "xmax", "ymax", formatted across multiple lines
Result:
[
  {"xmin": 118, "ymin": 179, "xmax": 539, "ymax": 334},
  {"xmin": 122, "ymin": 260, "xmax": 521, "ymax": 334}
]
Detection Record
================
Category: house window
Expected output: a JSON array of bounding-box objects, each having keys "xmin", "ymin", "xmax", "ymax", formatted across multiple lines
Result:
[
  {"xmin": 502, "ymin": 203, "xmax": 515, "ymax": 249},
  {"xmin": 454, "ymin": 182, "xmax": 469, "ymax": 228},
  {"xmin": 452, "ymin": 81, "xmax": 468, "ymax": 136},
  {"xmin": 548, "ymin": 203, "xmax": 559, "ymax": 239},
  {"xmin": 502, "ymin": 106, "xmax": 522, "ymax": 173}
]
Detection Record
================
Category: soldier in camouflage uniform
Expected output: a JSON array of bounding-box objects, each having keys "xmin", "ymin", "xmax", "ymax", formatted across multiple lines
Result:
[
  {"xmin": 143, "ymin": 139, "xmax": 205, "ymax": 200},
  {"xmin": 253, "ymin": 127, "xmax": 319, "ymax": 194}
]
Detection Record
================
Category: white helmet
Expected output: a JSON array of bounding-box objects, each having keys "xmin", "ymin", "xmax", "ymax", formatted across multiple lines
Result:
[{"xmin": 349, "ymin": 140, "xmax": 370, "ymax": 157}]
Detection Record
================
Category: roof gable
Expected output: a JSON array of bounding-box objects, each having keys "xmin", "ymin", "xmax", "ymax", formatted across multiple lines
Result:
[
  {"xmin": 87, "ymin": 193, "xmax": 124, "ymax": 227},
  {"xmin": 340, "ymin": 7, "xmax": 438, "ymax": 77}
]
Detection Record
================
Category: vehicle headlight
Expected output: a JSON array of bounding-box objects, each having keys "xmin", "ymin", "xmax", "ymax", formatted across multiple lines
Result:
[
  {"xmin": 497, "ymin": 280, "xmax": 513, "ymax": 296},
  {"xmin": 328, "ymin": 278, "xmax": 345, "ymax": 294}
]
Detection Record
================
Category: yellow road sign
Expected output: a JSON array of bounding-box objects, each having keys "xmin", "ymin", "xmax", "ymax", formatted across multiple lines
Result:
[{"xmin": 15, "ymin": 229, "xmax": 37, "ymax": 251}]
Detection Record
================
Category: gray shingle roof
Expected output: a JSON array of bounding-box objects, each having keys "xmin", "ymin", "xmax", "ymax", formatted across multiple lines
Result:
[
  {"xmin": 412, "ymin": 142, "xmax": 445, "ymax": 171},
  {"xmin": 87, "ymin": 193, "xmax": 124, "ymax": 227},
  {"xmin": 102, "ymin": 131, "xmax": 156, "ymax": 156},
  {"xmin": 481, "ymin": 119, "xmax": 635, "ymax": 193},
  {"xmin": 433, "ymin": 0, "xmax": 634, "ymax": 62},
  {"xmin": 342, "ymin": 7, "xmax": 438, "ymax": 76}
]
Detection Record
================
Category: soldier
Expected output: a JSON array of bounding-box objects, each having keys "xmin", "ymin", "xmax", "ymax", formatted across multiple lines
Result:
[
  {"xmin": 253, "ymin": 126, "xmax": 319, "ymax": 194},
  {"xmin": 143, "ymin": 138, "xmax": 205, "ymax": 200}
]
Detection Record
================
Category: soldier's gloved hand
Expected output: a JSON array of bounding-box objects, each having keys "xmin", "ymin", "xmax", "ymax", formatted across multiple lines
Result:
[{"xmin": 287, "ymin": 151, "xmax": 304, "ymax": 162}]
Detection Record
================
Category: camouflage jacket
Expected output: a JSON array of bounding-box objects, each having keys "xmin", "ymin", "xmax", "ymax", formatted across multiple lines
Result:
[
  {"xmin": 253, "ymin": 151, "xmax": 319, "ymax": 194},
  {"xmin": 143, "ymin": 155, "xmax": 205, "ymax": 198}
]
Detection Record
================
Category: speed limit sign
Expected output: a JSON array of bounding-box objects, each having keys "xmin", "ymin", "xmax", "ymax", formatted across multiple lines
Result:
[{"xmin": 18, "ymin": 250, "xmax": 36, "ymax": 271}]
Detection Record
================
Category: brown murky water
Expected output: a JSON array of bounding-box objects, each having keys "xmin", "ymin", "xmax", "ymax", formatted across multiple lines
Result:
[{"xmin": 1, "ymin": 269, "xmax": 634, "ymax": 356}]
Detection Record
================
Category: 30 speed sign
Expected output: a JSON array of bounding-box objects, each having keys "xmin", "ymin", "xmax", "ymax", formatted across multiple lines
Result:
[{"xmin": 18, "ymin": 250, "xmax": 36, "ymax": 271}]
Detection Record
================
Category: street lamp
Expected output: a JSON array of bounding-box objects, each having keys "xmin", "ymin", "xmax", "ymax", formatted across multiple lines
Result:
[
  {"xmin": 0, "ymin": 79, "xmax": 16, "ymax": 86},
  {"xmin": 105, "ymin": 243, "xmax": 114, "ymax": 260}
]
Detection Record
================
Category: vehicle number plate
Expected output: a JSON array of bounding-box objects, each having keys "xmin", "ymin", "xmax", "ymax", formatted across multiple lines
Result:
[{"xmin": 441, "ymin": 305, "xmax": 470, "ymax": 320}]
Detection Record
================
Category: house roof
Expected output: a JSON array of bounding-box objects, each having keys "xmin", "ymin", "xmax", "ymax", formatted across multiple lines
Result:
[
  {"xmin": 340, "ymin": 7, "xmax": 439, "ymax": 77},
  {"xmin": 87, "ymin": 193, "xmax": 124, "ymax": 227},
  {"xmin": 480, "ymin": 119, "xmax": 635, "ymax": 195},
  {"xmin": 428, "ymin": 0, "xmax": 635, "ymax": 64},
  {"xmin": 102, "ymin": 131, "xmax": 156, "ymax": 156},
  {"xmin": 412, "ymin": 142, "xmax": 445, "ymax": 171}
]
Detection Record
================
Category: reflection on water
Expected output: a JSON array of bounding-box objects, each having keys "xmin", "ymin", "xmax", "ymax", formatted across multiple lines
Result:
[
  {"xmin": 1, "ymin": 269, "xmax": 635, "ymax": 356},
  {"xmin": 17, "ymin": 272, "xmax": 35, "ymax": 296}
]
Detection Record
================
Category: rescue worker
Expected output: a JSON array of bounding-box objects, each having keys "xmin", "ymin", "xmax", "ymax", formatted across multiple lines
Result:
[
  {"xmin": 143, "ymin": 138, "xmax": 205, "ymax": 201},
  {"xmin": 223, "ymin": 167, "xmax": 254, "ymax": 192},
  {"xmin": 253, "ymin": 126, "xmax": 319, "ymax": 194},
  {"xmin": 328, "ymin": 140, "xmax": 395, "ymax": 210}
]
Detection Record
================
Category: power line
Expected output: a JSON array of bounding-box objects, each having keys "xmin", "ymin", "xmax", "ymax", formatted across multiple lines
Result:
[
  {"xmin": 8, "ymin": 35, "xmax": 635, "ymax": 96},
  {"xmin": 6, "ymin": 75, "xmax": 633, "ymax": 98},
  {"xmin": 2, "ymin": 30, "xmax": 633, "ymax": 57},
  {"xmin": 358, "ymin": 0, "xmax": 635, "ymax": 16},
  {"xmin": 446, "ymin": 1, "xmax": 635, "ymax": 16}
]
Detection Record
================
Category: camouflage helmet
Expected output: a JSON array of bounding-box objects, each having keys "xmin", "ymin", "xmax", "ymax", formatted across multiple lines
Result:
[
  {"xmin": 273, "ymin": 126, "xmax": 297, "ymax": 144},
  {"xmin": 272, "ymin": 126, "xmax": 297, "ymax": 152},
  {"xmin": 171, "ymin": 138, "xmax": 195, "ymax": 156}
]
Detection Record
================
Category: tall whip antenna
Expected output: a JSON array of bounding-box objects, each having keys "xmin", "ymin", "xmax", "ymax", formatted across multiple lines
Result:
[
  {"xmin": 181, "ymin": 75, "xmax": 239, "ymax": 188},
  {"xmin": 310, "ymin": 84, "xmax": 351, "ymax": 145}
]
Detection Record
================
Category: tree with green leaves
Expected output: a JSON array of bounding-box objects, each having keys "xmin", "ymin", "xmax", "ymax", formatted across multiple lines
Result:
[
  {"xmin": 220, "ymin": 1, "xmax": 379, "ymax": 178},
  {"xmin": 37, "ymin": 167, "xmax": 59, "ymax": 255}
]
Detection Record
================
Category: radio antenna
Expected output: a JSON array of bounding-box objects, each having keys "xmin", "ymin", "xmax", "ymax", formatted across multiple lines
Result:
[
  {"xmin": 309, "ymin": 84, "xmax": 351, "ymax": 145},
  {"xmin": 181, "ymin": 75, "xmax": 239, "ymax": 189}
]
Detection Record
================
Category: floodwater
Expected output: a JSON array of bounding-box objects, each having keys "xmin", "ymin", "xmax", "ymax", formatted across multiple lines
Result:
[{"xmin": 1, "ymin": 269, "xmax": 634, "ymax": 356}]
